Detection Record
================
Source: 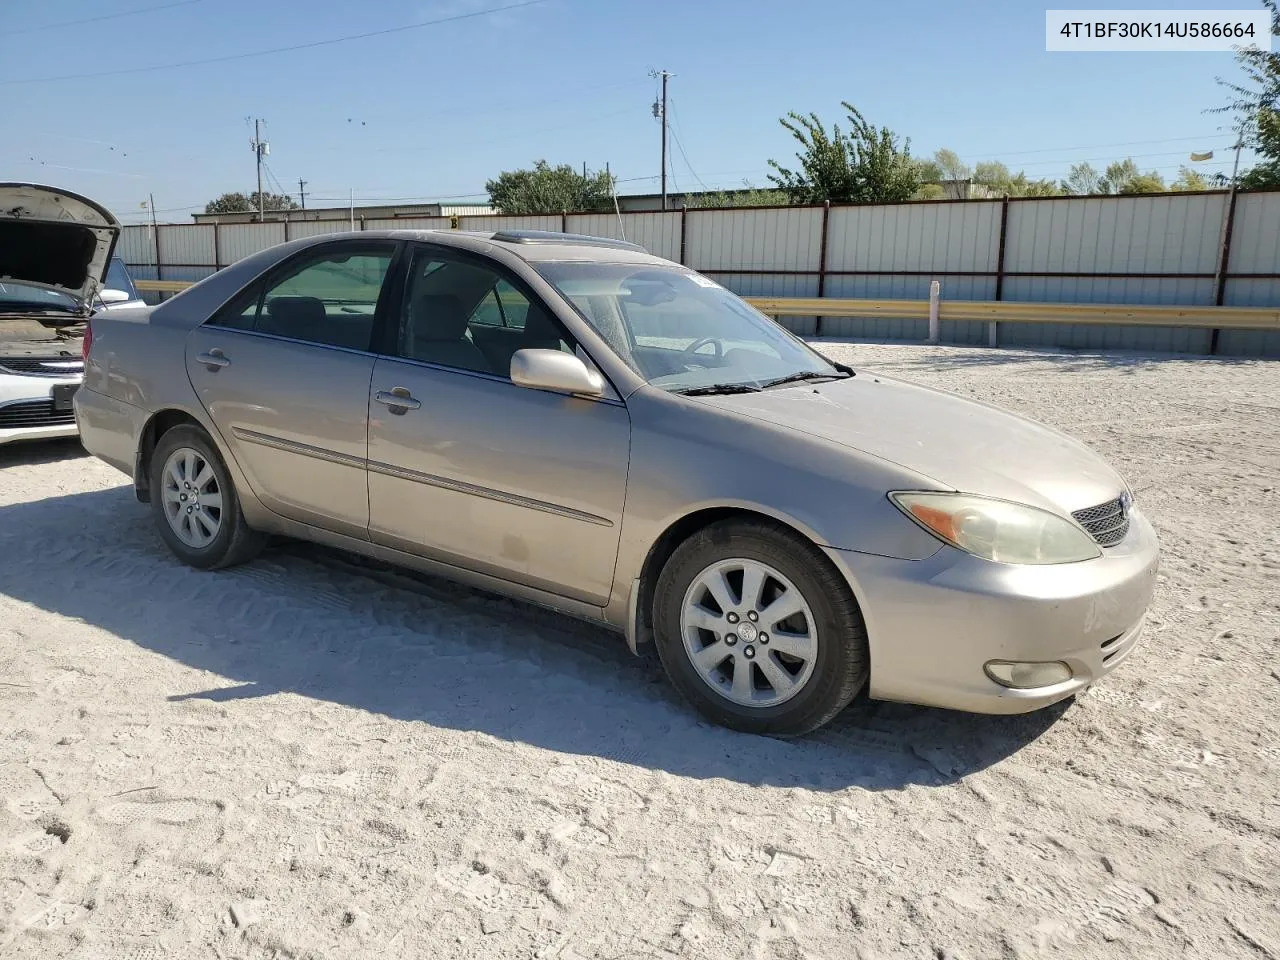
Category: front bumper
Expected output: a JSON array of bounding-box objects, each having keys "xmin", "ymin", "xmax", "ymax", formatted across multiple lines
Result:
[
  {"xmin": 824, "ymin": 506, "xmax": 1159, "ymax": 714},
  {"xmin": 0, "ymin": 373, "xmax": 82, "ymax": 445}
]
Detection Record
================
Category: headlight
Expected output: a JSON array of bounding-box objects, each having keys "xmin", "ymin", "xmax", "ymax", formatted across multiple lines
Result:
[{"xmin": 889, "ymin": 491, "xmax": 1102, "ymax": 564}]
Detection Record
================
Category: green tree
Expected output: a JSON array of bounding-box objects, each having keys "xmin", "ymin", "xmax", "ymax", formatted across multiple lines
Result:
[
  {"xmin": 485, "ymin": 161, "xmax": 614, "ymax": 214},
  {"xmin": 1118, "ymin": 172, "xmax": 1168, "ymax": 193},
  {"xmin": 970, "ymin": 161, "xmax": 1060, "ymax": 197},
  {"xmin": 767, "ymin": 103, "xmax": 920, "ymax": 204},
  {"xmin": 204, "ymin": 191, "xmax": 297, "ymax": 215},
  {"xmin": 933, "ymin": 148, "xmax": 971, "ymax": 181},
  {"xmin": 1061, "ymin": 159, "xmax": 1166, "ymax": 194},
  {"xmin": 1216, "ymin": 0, "xmax": 1279, "ymax": 184},
  {"xmin": 1062, "ymin": 162, "xmax": 1104, "ymax": 194},
  {"xmin": 683, "ymin": 184, "xmax": 789, "ymax": 208},
  {"xmin": 1100, "ymin": 160, "xmax": 1140, "ymax": 192},
  {"xmin": 1171, "ymin": 166, "xmax": 1211, "ymax": 191},
  {"xmin": 1239, "ymin": 106, "xmax": 1280, "ymax": 187}
]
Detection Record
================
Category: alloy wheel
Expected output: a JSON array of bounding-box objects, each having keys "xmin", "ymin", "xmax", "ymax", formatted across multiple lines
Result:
[
  {"xmin": 679, "ymin": 557, "xmax": 818, "ymax": 707},
  {"xmin": 160, "ymin": 446, "xmax": 223, "ymax": 548}
]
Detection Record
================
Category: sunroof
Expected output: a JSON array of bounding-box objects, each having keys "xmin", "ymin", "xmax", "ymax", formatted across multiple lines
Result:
[{"xmin": 489, "ymin": 230, "xmax": 647, "ymax": 253}]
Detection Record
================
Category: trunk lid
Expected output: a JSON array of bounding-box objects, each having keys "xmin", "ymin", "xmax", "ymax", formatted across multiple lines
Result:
[{"xmin": 0, "ymin": 183, "xmax": 121, "ymax": 320}]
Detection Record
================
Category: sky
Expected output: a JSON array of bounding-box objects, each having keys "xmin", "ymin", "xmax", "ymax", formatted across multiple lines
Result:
[{"xmin": 2, "ymin": 0, "xmax": 1266, "ymax": 224}]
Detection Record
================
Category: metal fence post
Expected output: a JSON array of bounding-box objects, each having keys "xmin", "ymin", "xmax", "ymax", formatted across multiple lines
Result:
[
  {"xmin": 679, "ymin": 206, "xmax": 688, "ymax": 265},
  {"xmin": 990, "ymin": 196, "xmax": 1010, "ymax": 348},
  {"xmin": 213, "ymin": 222, "xmax": 222, "ymax": 270},
  {"xmin": 153, "ymin": 225, "xmax": 165, "ymax": 301},
  {"xmin": 1210, "ymin": 189, "xmax": 1238, "ymax": 354},
  {"xmin": 927, "ymin": 280, "xmax": 941, "ymax": 343},
  {"xmin": 815, "ymin": 200, "xmax": 831, "ymax": 338}
]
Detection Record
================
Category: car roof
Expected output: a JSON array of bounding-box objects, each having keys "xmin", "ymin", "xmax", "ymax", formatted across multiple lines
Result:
[{"xmin": 357, "ymin": 229, "xmax": 677, "ymax": 267}]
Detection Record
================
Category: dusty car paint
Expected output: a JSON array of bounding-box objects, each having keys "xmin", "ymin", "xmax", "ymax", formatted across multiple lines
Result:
[{"xmin": 75, "ymin": 230, "xmax": 1158, "ymax": 716}]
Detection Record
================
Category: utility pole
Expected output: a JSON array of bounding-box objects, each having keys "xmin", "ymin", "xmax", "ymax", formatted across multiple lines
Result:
[
  {"xmin": 148, "ymin": 192, "xmax": 159, "ymax": 282},
  {"xmin": 249, "ymin": 119, "xmax": 269, "ymax": 222},
  {"xmin": 298, "ymin": 178, "xmax": 308, "ymax": 212},
  {"xmin": 650, "ymin": 70, "xmax": 671, "ymax": 210},
  {"xmin": 1212, "ymin": 138, "xmax": 1244, "ymax": 304}
]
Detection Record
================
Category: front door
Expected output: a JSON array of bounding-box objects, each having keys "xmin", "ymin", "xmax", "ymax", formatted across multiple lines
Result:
[
  {"xmin": 365, "ymin": 245, "xmax": 630, "ymax": 606},
  {"xmin": 186, "ymin": 240, "xmax": 398, "ymax": 539}
]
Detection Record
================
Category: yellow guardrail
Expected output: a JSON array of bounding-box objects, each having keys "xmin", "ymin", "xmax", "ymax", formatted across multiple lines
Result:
[
  {"xmin": 134, "ymin": 279, "xmax": 191, "ymax": 292},
  {"xmin": 746, "ymin": 297, "xmax": 1280, "ymax": 331},
  {"xmin": 133, "ymin": 280, "xmax": 1278, "ymax": 331}
]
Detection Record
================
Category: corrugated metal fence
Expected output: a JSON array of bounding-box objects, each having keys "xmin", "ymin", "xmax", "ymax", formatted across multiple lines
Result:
[{"xmin": 121, "ymin": 189, "xmax": 1280, "ymax": 357}]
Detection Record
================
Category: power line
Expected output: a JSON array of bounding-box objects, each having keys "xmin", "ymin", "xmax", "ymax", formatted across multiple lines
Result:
[
  {"xmin": 7, "ymin": 0, "xmax": 200, "ymax": 36},
  {"xmin": 668, "ymin": 99, "xmax": 713, "ymax": 192},
  {"xmin": 2, "ymin": 0, "xmax": 549, "ymax": 85}
]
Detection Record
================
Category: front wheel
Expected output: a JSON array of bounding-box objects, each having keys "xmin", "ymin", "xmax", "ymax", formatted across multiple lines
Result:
[
  {"xmin": 652, "ymin": 519, "xmax": 869, "ymax": 736},
  {"xmin": 148, "ymin": 425, "xmax": 264, "ymax": 570}
]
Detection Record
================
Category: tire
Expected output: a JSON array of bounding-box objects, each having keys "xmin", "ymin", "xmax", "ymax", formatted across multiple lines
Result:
[
  {"xmin": 652, "ymin": 518, "xmax": 868, "ymax": 736},
  {"xmin": 148, "ymin": 424, "xmax": 264, "ymax": 570}
]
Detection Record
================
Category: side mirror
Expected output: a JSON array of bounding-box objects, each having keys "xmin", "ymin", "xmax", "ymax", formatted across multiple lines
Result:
[
  {"xmin": 510, "ymin": 348, "xmax": 604, "ymax": 398},
  {"xmin": 98, "ymin": 288, "xmax": 131, "ymax": 304}
]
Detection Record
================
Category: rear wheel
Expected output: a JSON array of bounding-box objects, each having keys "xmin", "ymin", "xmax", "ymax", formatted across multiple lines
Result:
[
  {"xmin": 653, "ymin": 518, "xmax": 868, "ymax": 736},
  {"xmin": 149, "ymin": 425, "xmax": 264, "ymax": 569}
]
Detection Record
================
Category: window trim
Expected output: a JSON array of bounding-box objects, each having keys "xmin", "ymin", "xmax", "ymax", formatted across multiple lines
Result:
[{"xmin": 204, "ymin": 238, "xmax": 405, "ymax": 355}]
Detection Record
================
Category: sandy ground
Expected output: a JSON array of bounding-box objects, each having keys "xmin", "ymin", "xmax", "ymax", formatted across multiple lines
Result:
[{"xmin": 1, "ymin": 342, "xmax": 1278, "ymax": 960}]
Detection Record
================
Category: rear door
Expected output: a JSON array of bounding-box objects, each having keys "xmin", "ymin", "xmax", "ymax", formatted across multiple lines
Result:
[{"xmin": 185, "ymin": 239, "xmax": 399, "ymax": 539}]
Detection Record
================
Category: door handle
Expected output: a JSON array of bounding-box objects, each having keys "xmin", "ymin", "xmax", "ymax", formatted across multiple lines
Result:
[
  {"xmin": 374, "ymin": 388, "xmax": 421, "ymax": 412},
  {"xmin": 197, "ymin": 348, "xmax": 230, "ymax": 370}
]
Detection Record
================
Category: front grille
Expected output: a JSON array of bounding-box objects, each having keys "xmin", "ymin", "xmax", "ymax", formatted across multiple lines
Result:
[
  {"xmin": 1073, "ymin": 496, "xmax": 1130, "ymax": 547},
  {"xmin": 0, "ymin": 399, "xmax": 76, "ymax": 429},
  {"xmin": 0, "ymin": 357, "xmax": 84, "ymax": 377}
]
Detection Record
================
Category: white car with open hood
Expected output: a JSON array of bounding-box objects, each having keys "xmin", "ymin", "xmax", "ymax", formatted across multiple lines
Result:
[{"xmin": 0, "ymin": 183, "xmax": 127, "ymax": 445}]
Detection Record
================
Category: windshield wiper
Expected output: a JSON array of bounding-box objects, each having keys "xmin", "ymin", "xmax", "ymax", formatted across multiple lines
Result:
[
  {"xmin": 759, "ymin": 369, "xmax": 853, "ymax": 389},
  {"xmin": 674, "ymin": 382, "xmax": 763, "ymax": 396}
]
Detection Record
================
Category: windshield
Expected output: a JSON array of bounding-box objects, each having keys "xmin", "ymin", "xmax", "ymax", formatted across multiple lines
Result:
[
  {"xmin": 0, "ymin": 281, "xmax": 80, "ymax": 313},
  {"xmin": 104, "ymin": 257, "xmax": 139, "ymax": 300},
  {"xmin": 533, "ymin": 262, "xmax": 840, "ymax": 393}
]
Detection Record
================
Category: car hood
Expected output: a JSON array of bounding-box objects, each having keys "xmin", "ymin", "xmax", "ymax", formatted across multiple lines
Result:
[
  {"xmin": 0, "ymin": 183, "xmax": 121, "ymax": 314},
  {"xmin": 696, "ymin": 372, "xmax": 1126, "ymax": 515}
]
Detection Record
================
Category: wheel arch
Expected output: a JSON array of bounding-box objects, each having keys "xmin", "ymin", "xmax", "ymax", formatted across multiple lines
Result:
[
  {"xmin": 626, "ymin": 503, "xmax": 843, "ymax": 654},
  {"xmin": 133, "ymin": 407, "xmax": 216, "ymax": 502}
]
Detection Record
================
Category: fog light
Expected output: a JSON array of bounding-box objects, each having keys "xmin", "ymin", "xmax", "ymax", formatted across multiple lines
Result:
[{"xmin": 984, "ymin": 660, "xmax": 1073, "ymax": 689}]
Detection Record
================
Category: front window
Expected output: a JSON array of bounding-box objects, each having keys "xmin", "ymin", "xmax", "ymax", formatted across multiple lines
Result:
[{"xmin": 532, "ymin": 263, "xmax": 841, "ymax": 393}]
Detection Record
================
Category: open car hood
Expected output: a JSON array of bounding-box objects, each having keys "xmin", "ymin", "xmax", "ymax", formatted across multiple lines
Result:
[{"xmin": 0, "ymin": 182, "xmax": 121, "ymax": 310}]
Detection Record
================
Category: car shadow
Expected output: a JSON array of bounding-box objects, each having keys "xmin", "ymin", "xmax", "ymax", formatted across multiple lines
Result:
[
  {"xmin": 0, "ymin": 436, "xmax": 89, "ymax": 468},
  {"xmin": 0, "ymin": 486, "xmax": 1069, "ymax": 791}
]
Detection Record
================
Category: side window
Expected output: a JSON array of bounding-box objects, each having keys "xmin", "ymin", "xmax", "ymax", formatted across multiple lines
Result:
[
  {"xmin": 219, "ymin": 294, "xmax": 261, "ymax": 332},
  {"xmin": 468, "ymin": 288, "xmax": 505, "ymax": 327},
  {"xmin": 492, "ymin": 280, "xmax": 531, "ymax": 330},
  {"xmin": 466, "ymin": 281, "xmax": 532, "ymax": 329},
  {"xmin": 398, "ymin": 249, "xmax": 574, "ymax": 377},
  {"xmin": 211, "ymin": 247, "xmax": 393, "ymax": 350}
]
